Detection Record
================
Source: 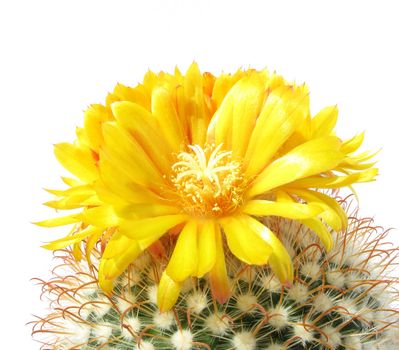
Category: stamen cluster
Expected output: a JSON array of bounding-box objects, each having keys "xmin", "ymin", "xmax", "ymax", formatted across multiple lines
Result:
[{"xmin": 171, "ymin": 144, "xmax": 245, "ymax": 217}]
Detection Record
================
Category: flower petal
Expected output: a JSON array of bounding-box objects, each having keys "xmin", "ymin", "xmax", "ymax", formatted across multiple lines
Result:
[
  {"xmin": 151, "ymin": 87, "xmax": 185, "ymax": 151},
  {"xmin": 44, "ymin": 193, "xmax": 101, "ymax": 210},
  {"xmin": 99, "ymin": 232, "xmax": 143, "ymax": 292},
  {"xmin": 248, "ymin": 136, "xmax": 344, "ymax": 197},
  {"xmin": 96, "ymin": 155, "xmax": 162, "ymax": 204},
  {"xmin": 98, "ymin": 272, "xmax": 114, "ymax": 294},
  {"xmin": 111, "ymin": 101, "xmax": 173, "ymax": 174},
  {"xmin": 301, "ymin": 218, "xmax": 333, "ymax": 252},
  {"xmin": 111, "ymin": 82, "xmax": 151, "ymax": 110},
  {"xmin": 35, "ymin": 214, "xmax": 82, "ymax": 227},
  {"xmin": 114, "ymin": 203, "xmax": 181, "ymax": 220},
  {"xmin": 45, "ymin": 184, "xmax": 94, "ymax": 197},
  {"xmin": 83, "ymin": 104, "xmax": 111, "ymax": 151},
  {"xmin": 119, "ymin": 214, "xmax": 189, "ymax": 240},
  {"xmin": 158, "ymin": 270, "xmax": 181, "ymax": 312},
  {"xmin": 211, "ymin": 70, "xmax": 245, "ymax": 107},
  {"xmin": 42, "ymin": 226, "xmax": 102, "ymax": 250},
  {"xmin": 221, "ymin": 216, "xmax": 272, "ymax": 265},
  {"xmin": 85, "ymin": 228, "xmax": 104, "ymax": 264},
  {"xmin": 196, "ymin": 220, "xmax": 216, "ymax": 277},
  {"xmin": 166, "ymin": 221, "xmax": 198, "ymax": 282},
  {"xmin": 183, "ymin": 62, "xmax": 209, "ymax": 145},
  {"xmin": 209, "ymin": 225, "xmax": 230, "ymax": 304},
  {"xmin": 207, "ymin": 77, "xmax": 265, "ymax": 156},
  {"xmin": 244, "ymin": 216, "xmax": 293, "ymax": 283},
  {"xmin": 231, "ymin": 79, "xmax": 265, "ymax": 159},
  {"xmin": 101, "ymin": 121, "xmax": 165, "ymax": 187},
  {"xmin": 341, "ymin": 132, "xmax": 364, "ymax": 154},
  {"xmin": 244, "ymin": 86, "xmax": 309, "ymax": 177},
  {"xmin": 287, "ymin": 168, "xmax": 378, "ymax": 189},
  {"xmin": 291, "ymin": 189, "xmax": 348, "ymax": 230},
  {"xmin": 311, "ymin": 105, "xmax": 338, "ymax": 138},
  {"xmin": 82, "ymin": 205, "xmax": 119, "ymax": 228},
  {"xmin": 54, "ymin": 143, "xmax": 98, "ymax": 182},
  {"xmin": 242, "ymin": 200, "xmax": 323, "ymax": 219}
]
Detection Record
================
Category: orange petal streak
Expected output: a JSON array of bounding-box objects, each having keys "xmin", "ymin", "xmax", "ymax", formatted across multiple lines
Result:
[{"xmin": 209, "ymin": 224, "xmax": 230, "ymax": 304}]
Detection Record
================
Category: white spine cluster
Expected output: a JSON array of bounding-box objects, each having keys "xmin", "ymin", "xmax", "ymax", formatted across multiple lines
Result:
[
  {"xmin": 32, "ymin": 212, "xmax": 399, "ymax": 350},
  {"xmin": 232, "ymin": 331, "xmax": 257, "ymax": 350}
]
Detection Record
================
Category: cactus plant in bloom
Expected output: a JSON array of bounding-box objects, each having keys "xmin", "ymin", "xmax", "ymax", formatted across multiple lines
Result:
[
  {"xmin": 32, "ymin": 200, "xmax": 398, "ymax": 349},
  {"xmin": 32, "ymin": 64, "xmax": 398, "ymax": 348}
]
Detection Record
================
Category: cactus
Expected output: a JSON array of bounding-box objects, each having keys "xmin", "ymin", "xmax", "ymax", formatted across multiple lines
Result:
[{"xmin": 32, "ymin": 198, "xmax": 398, "ymax": 350}]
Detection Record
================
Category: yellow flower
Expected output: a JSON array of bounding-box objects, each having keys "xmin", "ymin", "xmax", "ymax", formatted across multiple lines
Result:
[{"xmin": 38, "ymin": 63, "xmax": 377, "ymax": 311}]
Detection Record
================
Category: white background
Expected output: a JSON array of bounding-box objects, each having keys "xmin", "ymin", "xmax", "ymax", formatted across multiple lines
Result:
[{"xmin": 0, "ymin": 0, "xmax": 398, "ymax": 348}]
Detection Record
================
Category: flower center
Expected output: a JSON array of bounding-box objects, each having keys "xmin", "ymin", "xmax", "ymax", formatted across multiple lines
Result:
[{"xmin": 171, "ymin": 144, "xmax": 245, "ymax": 217}]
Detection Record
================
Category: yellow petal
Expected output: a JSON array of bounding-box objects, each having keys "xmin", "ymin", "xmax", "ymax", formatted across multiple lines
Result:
[
  {"xmin": 242, "ymin": 200, "xmax": 323, "ymax": 219},
  {"xmin": 85, "ymin": 228, "xmax": 104, "ymax": 264},
  {"xmin": 175, "ymin": 84, "xmax": 189, "ymax": 138},
  {"xmin": 61, "ymin": 177, "xmax": 81, "ymax": 187},
  {"xmin": 292, "ymin": 189, "xmax": 348, "ymax": 231},
  {"xmin": 206, "ymin": 86, "xmax": 233, "ymax": 149},
  {"xmin": 102, "ymin": 241, "xmax": 142, "ymax": 280},
  {"xmin": 100, "ymin": 233, "xmax": 142, "ymax": 281},
  {"xmin": 42, "ymin": 226, "xmax": 102, "ymax": 250},
  {"xmin": 44, "ymin": 194, "xmax": 101, "ymax": 210},
  {"xmin": 102, "ymin": 231, "xmax": 136, "ymax": 259},
  {"xmin": 152, "ymin": 87, "xmax": 185, "ymax": 152},
  {"xmin": 221, "ymin": 216, "xmax": 272, "ymax": 265},
  {"xmin": 244, "ymin": 86, "xmax": 309, "ymax": 177},
  {"xmin": 301, "ymin": 218, "xmax": 333, "ymax": 252},
  {"xmin": 184, "ymin": 62, "xmax": 208, "ymax": 145},
  {"xmin": 248, "ymin": 136, "xmax": 343, "ymax": 197},
  {"xmin": 96, "ymin": 155, "xmax": 162, "ymax": 204},
  {"xmin": 45, "ymin": 184, "xmax": 94, "ymax": 197},
  {"xmin": 231, "ymin": 78, "xmax": 265, "ymax": 159},
  {"xmin": 209, "ymin": 225, "xmax": 230, "ymax": 304},
  {"xmin": 119, "ymin": 214, "xmax": 189, "ymax": 240},
  {"xmin": 211, "ymin": 70, "xmax": 245, "ymax": 108},
  {"xmin": 341, "ymin": 132, "xmax": 365, "ymax": 154},
  {"xmin": 35, "ymin": 214, "xmax": 81, "ymax": 227},
  {"xmin": 54, "ymin": 143, "xmax": 98, "ymax": 183},
  {"xmin": 245, "ymin": 216, "xmax": 293, "ymax": 283},
  {"xmin": 72, "ymin": 242, "xmax": 82, "ymax": 261},
  {"xmin": 82, "ymin": 205, "xmax": 119, "ymax": 228},
  {"xmin": 114, "ymin": 203, "xmax": 180, "ymax": 220},
  {"xmin": 274, "ymin": 190, "xmax": 295, "ymax": 203},
  {"xmin": 196, "ymin": 220, "xmax": 216, "ymax": 277},
  {"xmin": 339, "ymin": 149, "xmax": 379, "ymax": 169},
  {"xmin": 157, "ymin": 270, "xmax": 181, "ymax": 312},
  {"xmin": 311, "ymin": 106, "xmax": 338, "ymax": 138},
  {"xmin": 276, "ymin": 188, "xmax": 346, "ymax": 231},
  {"xmin": 83, "ymin": 104, "xmax": 111, "ymax": 151},
  {"xmin": 288, "ymin": 168, "xmax": 378, "ymax": 189},
  {"xmin": 98, "ymin": 270, "xmax": 114, "ymax": 294},
  {"xmin": 339, "ymin": 159, "xmax": 377, "ymax": 171},
  {"xmin": 112, "ymin": 83, "xmax": 151, "ymax": 110},
  {"xmin": 207, "ymin": 77, "xmax": 264, "ymax": 156},
  {"xmin": 166, "ymin": 221, "xmax": 198, "ymax": 282},
  {"xmin": 111, "ymin": 101, "xmax": 172, "ymax": 174},
  {"xmin": 101, "ymin": 121, "xmax": 164, "ymax": 187}
]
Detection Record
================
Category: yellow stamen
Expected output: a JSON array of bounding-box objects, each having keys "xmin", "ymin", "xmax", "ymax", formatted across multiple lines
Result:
[{"xmin": 171, "ymin": 144, "xmax": 245, "ymax": 217}]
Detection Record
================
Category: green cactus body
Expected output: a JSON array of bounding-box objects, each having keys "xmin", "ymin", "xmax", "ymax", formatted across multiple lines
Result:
[{"xmin": 32, "ymin": 202, "xmax": 398, "ymax": 350}]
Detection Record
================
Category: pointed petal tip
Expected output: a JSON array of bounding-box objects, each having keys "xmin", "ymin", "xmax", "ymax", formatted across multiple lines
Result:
[
  {"xmin": 99, "ymin": 274, "xmax": 114, "ymax": 294},
  {"xmin": 41, "ymin": 243, "xmax": 56, "ymax": 250},
  {"xmin": 212, "ymin": 285, "xmax": 231, "ymax": 305},
  {"xmin": 157, "ymin": 271, "xmax": 181, "ymax": 312}
]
